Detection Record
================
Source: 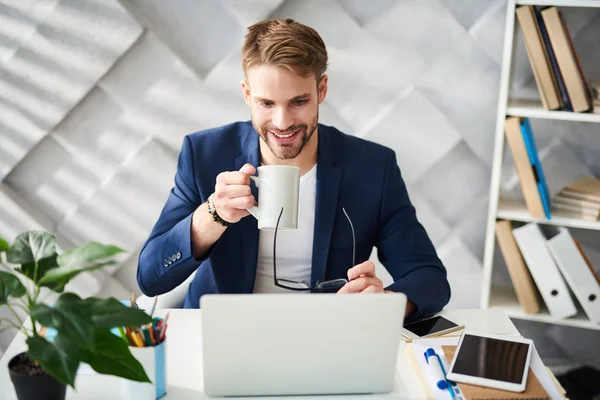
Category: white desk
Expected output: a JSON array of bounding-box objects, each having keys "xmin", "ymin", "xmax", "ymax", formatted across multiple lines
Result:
[{"xmin": 0, "ymin": 309, "xmax": 519, "ymax": 399}]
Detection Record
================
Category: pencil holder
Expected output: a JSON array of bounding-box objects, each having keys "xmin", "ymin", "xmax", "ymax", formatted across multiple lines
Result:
[{"xmin": 121, "ymin": 339, "xmax": 167, "ymax": 400}]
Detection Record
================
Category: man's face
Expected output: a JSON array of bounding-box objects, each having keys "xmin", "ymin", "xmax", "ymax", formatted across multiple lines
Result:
[{"xmin": 242, "ymin": 65, "xmax": 327, "ymax": 160}]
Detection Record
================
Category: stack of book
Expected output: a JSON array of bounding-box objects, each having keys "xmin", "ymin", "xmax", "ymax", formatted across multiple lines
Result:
[
  {"xmin": 516, "ymin": 5, "xmax": 593, "ymax": 113},
  {"xmin": 552, "ymin": 177, "xmax": 600, "ymax": 221}
]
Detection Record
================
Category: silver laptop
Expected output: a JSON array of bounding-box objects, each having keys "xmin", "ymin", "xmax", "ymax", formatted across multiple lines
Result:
[{"xmin": 201, "ymin": 293, "xmax": 407, "ymax": 397}]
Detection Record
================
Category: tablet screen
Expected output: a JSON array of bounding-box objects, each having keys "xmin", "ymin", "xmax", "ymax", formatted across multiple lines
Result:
[
  {"xmin": 403, "ymin": 316, "xmax": 458, "ymax": 336},
  {"xmin": 452, "ymin": 334, "xmax": 530, "ymax": 384}
]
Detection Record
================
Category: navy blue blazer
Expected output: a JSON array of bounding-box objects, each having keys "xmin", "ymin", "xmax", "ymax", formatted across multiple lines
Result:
[{"xmin": 137, "ymin": 121, "xmax": 450, "ymax": 317}]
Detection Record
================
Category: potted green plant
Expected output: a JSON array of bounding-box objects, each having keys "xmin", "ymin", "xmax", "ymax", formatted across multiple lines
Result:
[{"xmin": 0, "ymin": 231, "xmax": 153, "ymax": 400}]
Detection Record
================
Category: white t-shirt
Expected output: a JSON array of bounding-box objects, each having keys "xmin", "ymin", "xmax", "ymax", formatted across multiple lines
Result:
[{"xmin": 252, "ymin": 164, "xmax": 317, "ymax": 293}]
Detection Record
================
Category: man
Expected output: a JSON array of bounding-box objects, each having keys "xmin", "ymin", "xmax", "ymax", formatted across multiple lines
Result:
[{"xmin": 137, "ymin": 18, "xmax": 450, "ymax": 319}]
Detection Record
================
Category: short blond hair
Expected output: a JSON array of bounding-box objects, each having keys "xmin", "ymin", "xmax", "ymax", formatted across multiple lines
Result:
[{"xmin": 242, "ymin": 18, "xmax": 328, "ymax": 79}]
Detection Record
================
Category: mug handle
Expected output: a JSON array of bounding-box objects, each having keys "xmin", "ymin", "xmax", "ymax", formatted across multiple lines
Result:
[{"xmin": 248, "ymin": 176, "xmax": 259, "ymax": 219}]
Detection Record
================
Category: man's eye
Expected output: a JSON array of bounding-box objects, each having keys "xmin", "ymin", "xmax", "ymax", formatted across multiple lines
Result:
[
  {"xmin": 260, "ymin": 101, "xmax": 274, "ymax": 107},
  {"xmin": 293, "ymin": 100, "xmax": 307, "ymax": 106}
]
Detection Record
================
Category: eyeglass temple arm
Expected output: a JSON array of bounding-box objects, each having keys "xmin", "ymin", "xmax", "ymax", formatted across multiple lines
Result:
[
  {"xmin": 273, "ymin": 207, "xmax": 284, "ymax": 284},
  {"xmin": 274, "ymin": 207, "xmax": 354, "ymax": 288},
  {"xmin": 342, "ymin": 207, "xmax": 355, "ymax": 268}
]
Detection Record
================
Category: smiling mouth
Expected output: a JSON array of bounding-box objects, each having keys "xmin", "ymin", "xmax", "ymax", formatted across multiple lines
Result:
[{"xmin": 270, "ymin": 128, "xmax": 301, "ymax": 142}]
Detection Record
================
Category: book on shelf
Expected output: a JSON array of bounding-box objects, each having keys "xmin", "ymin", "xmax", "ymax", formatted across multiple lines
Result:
[
  {"xmin": 495, "ymin": 220, "xmax": 541, "ymax": 314},
  {"xmin": 552, "ymin": 177, "xmax": 600, "ymax": 221},
  {"xmin": 516, "ymin": 5, "xmax": 561, "ymax": 111},
  {"xmin": 534, "ymin": 6, "xmax": 572, "ymax": 111},
  {"xmin": 561, "ymin": 176, "xmax": 600, "ymax": 200},
  {"xmin": 521, "ymin": 118, "xmax": 551, "ymax": 219},
  {"xmin": 541, "ymin": 7, "xmax": 592, "ymax": 113},
  {"xmin": 553, "ymin": 193, "xmax": 600, "ymax": 211},
  {"xmin": 515, "ymin": 5, "xmax": 592, "ymax": 113},
  {"xmin": 551, "ymin": 202, "xmax": 599, "ymax": 221},
  {"xmin": 504, "ymin": 117, "xmax": 548, "ymax": 220}
]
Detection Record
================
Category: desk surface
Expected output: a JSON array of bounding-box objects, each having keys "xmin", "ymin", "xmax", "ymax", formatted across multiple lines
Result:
[{"xmin": 0, "ymin": 308, "xmax": 518, "ymax": 399}]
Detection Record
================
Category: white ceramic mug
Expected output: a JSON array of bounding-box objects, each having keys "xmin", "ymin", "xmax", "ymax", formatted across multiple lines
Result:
[{"xmin": 248, "ymin": 165, "xmax": 301, "ymax": 230}]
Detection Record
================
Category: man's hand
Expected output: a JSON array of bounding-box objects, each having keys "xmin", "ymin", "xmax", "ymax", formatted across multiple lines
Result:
[
  {"xmin": 212, "ymin": 163, "xmax": 257, "ymax": 224},
  {"xmin": 337, "ymin": 261, "xmax": 384, "ymax": 294},
  {"xmin": 337, "ymin": 260, "xmax": 417, "ymax": 317}
]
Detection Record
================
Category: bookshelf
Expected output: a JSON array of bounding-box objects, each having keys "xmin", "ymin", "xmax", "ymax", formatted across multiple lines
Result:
[
  {"xmin": 489, "ymin": 285, "xmax": 600, "ymax": 331},
  {"xmin": 498, "ymin": 198, "xmax": 600, "ymax": 231},
  {"xmin": 481, "ymin": 0, "xmax": 600, "ymax": 331},
  {"xmin": 507, "ymin": 99, "xmax": 600, "ymax": 123}
]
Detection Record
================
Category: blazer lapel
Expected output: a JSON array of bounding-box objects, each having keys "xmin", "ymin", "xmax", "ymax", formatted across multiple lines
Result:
[
  {"xmin": 311, "ymin": 126, "xmax": 342, "ymax": 286},
  {"xmin": 236, "ymin": 128, "xmax": 260, "ymax": 292}
]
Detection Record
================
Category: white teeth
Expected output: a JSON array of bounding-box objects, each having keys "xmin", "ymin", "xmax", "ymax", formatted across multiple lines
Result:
[{"xmin": 274, "ymin": 132, "xmax": 295, "ymax": 138}]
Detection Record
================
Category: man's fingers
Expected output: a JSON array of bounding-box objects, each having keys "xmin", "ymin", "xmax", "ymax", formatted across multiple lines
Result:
[
  {"xmin": 216, "ymin": 171, "xmax": 251, "ymax": 186},
  {"xmin": 228, "ymin": 195, "xmax": 256, "ymax": 210},
  {"xmin": 210, "ymin": 165, "xmax": 256, "ymax": 224},
  {"xmin": 337, "ymin": 277, "xmax": 382, "ymax": 294},
  {"xmin": 218, "ymin": 184, "xmax": 252, "ymax": 199},
  {"xmin": 239, "ymin": 163, "xmax": 256, "ymax": 176},
  {"xmin": 347, "ymin": 261, "xmax": 376, "ymax": 280},
  {"xmin": 361, "ymin": 285, "xmax": 382, "ymax": 293}
]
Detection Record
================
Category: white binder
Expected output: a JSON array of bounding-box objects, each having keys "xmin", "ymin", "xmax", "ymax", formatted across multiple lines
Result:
[
  {"xmin": 512, "ymin": 223, "xmax": 577, "ymax": 319},
  {"xmin": 547, "ymin": 228, "xmax": 600, "ymax": 324}
]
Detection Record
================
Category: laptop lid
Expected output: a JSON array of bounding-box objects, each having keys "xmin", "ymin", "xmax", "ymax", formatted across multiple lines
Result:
[{"xmin": 201, "ymin": 293, "xmax": 407, "ymax": 396}]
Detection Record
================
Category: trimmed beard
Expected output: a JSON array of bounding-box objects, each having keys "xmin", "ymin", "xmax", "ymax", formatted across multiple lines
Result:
[{"xmin": 252, "ymin": 110, "xmax": 319, "ymax": 160}]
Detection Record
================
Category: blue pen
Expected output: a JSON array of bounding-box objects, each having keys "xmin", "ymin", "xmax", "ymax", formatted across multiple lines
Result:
[{"xmin": 424, "ymin": 348, "xmax": 456, "ymax": 399}]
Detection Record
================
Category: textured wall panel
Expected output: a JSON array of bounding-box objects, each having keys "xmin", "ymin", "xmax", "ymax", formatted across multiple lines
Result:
[
  {"xmin": 4, "ymin": 135, "xmax": 98, "ymax": 225},
  {"xmin": 118, "ymin": 0, "xmax": 244, "ymax": 78},
  {"xmin": 414, "ymin": 142, "xmax": 490, "ymax": 227},
  {"xmin": 0, "ymin": 0, "xmax": 60, "ymax": 65},
  {"xmin": 56, "ymin": 139, "xmax": 176, "ymax": 250},
  {"xmin": 0, "ymin": 0, "xmax": 142, "ymax": 179},
  {"xmin": 368, "ymin": 0, "xmax": 466, "ymax": 64},
  {"xmin": 437, "ymin": 236, "xmax": 482, "ymax": 310},
  {"xmin": 366, "ymin": 88, "xmax": 462, "ymax": 185}
]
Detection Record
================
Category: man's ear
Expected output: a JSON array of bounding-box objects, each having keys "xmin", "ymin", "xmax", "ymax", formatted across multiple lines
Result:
[
  {"xmin": 241, "ymin": 79, "xmax": 251, "ymax": 107},
  {"xmin": 317, "ymin": 74, "xmax": 328, "ymax": 104}
]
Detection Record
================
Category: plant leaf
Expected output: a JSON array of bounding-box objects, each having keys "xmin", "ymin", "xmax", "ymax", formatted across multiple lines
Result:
[
  {"xmin": 0, "ymin": 271, "xmax": 26, "ymax": 305},
  {"xmin": 7, "ymin": 231, "xmax": 55, "ymax": 264},
  {"xmin": 38, "ymin": 261, "xmax": 114, "ymax": 293},
  {"xmin": 81, "ymin": 329, "xmax": 151, "ymax": 383},
  {"xmin": 31, "ymin": 293, "xmax": 94, "ymax": 350},
  {"xmin": 27, "ymin": 334, "xmax": 80, "ymax": 388},
  {"xmin": 36, "ymin": 242, "xmax": 125, "ymax": 291},
  {"xmin": 0, "ymin": 237, "xmax": 9, "ymax": 253},
  {"xmin": 82, "ymin": 297, "xmax": 152, "ymax": 328},
  {"xmin": 15, "ymin": 253, "xmax": 59, "ymax": 283},
  {"xmin": 58, "ymin": 242, "xmax": 124, "ymax": 269}
]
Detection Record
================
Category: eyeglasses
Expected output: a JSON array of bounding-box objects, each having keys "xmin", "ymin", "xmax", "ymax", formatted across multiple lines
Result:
[{"xmin": 273, "ymin": 207, "xmax": 355, "ymax": 292}]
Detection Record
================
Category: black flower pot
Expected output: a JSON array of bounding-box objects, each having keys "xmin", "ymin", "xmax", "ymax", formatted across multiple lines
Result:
[{"xmin": 8, "ymin": 352, "xmax": 67, "ymax": 400}]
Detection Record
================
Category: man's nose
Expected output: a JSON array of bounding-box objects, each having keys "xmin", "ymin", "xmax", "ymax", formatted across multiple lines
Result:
[{"xmin": 271, "ymin": 106, "xmax": 294, "ymax": 131}]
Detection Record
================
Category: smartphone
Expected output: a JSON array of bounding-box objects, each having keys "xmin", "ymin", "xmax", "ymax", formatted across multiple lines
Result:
[{"xmin": 400, "ymin": 315, "xmax": 463, "ymax": 339}]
